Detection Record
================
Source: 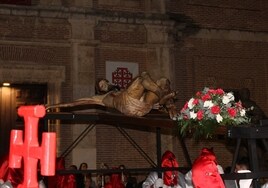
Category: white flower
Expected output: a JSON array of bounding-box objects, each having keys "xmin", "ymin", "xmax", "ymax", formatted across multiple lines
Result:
[
  {"xmin": 222, "ymin": 96, "xmax": 230, "ymax": 104},
  {"xmin": 188, "ymin": 98, "xmax": 195, "ymax": 109},
  {"xmin": 227, "ymin": 92, "xmax": 235, "ymax": 101},
  {"xmin": 190, "ymin": 111, "xmax": 197, "ymax": 119},
  {"xmin": 216, "ymin": 114, "xmax": 223, "ymax": 123},
  {"xmin": 204, "ymin": 100, "xmax": 213, "ymax": 108},
  {"xmin": 240, "ymin": 109, "xmax": 246, "ymax": 116},
  {"xmin": 222, "ymin": 93, "xmax": 234, "ymax": 104}
]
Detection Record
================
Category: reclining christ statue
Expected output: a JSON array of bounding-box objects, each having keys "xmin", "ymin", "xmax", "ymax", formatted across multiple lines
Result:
[{"xmin": 46, "ymin": 72, "xmax": 178, "ymax": 119}]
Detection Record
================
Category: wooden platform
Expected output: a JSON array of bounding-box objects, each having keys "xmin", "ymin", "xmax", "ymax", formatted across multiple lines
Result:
[
  {"xmin": 43, "ymin": 108, "xmax": 192, "ymax": 176},
  {"xmin": 45, "ymin": 109, "xmax": 176, "ymax": 130}
]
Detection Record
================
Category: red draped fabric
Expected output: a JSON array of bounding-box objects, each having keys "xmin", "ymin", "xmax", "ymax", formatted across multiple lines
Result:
[
  {"xmin": 161, "ymin": 150, "xmax": 179, "ymax": 187},
  {"xmin": 104, "ymin": 170, "xmax": 125, "ymax": 188},
  {"xmin": 66, "ymin": 174, "xmax": 77, "ymax": 188},
  {"xmin": 0, "ymin": 155, "xmax": 76, "ymax": 188},
  {"xmin": 48, "ymin": 157, "xmax": 77, "ymax": 188},
  {"xmin": 0, "ymin": 154, "xmax": 23, "ymax": 188},
  {"xmin": 192, "ymin": 148, "xmax": 225, "ymax": 188}
]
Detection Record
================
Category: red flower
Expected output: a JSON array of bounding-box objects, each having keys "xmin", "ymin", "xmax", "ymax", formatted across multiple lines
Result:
[
  {"xmin": 215, "ymin": 89, "xmax": 224, "ymax": 95},
  {"xmin": 228, "ymin": 108, "xmax": 237, "ymax": 117},
  {"xmin": 182, "ymin": 102, "xmax": 188, "ymax": 110},
  {"xmin": 201, "ymin": 94, "xmax": 211, "ymax": 101},
  {"xmin": 196, "ymin": 91, "xmax": 202, "ymax": 97},
  {"xmin": 235, "ymin": 101, "xmax": 243, "ymax": 108},
  {"xmin": 183, "ymin": 115, "xmax": 189, "ymax": 120},
  {"xmin": 193, "ymin": 99, "xmax": 199, "ymax": 105},
  {"xmin": 211, "ymin": 106, "xmax": 220, "ymax": 114},
  {"xmin": 208, "ymin": 89, "xmax": 217, "ymax": 95},
  {"xmin": 197, "ymin": 110, "xmax": 204, "ymax": 120}
]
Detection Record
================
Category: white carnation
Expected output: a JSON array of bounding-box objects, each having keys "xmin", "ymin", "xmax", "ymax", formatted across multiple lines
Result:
[
  {"xmin": 222, "ymin": 93, "xmax": 234, "ymax": 104},
  {"xmin": 188, "ymin": 98, "xmax": 195, "ymax": 109},
  {"xmin": 216, "ymin": 114, "xmax": 223, "ymax": 123},
  {"xmin": 190, "ymin": 111, "xmax": 197, "ymax": 119},
  {"xmin": 204, "ymin": 100, "xmax": 213, "ymax": 108},
  {"xmin": 222, "ymin": 95, "xmax": 230, "ymax": 104},
  {"xmin": 240, "ymin": 109, "xmax": 246, "ymax": 116}
]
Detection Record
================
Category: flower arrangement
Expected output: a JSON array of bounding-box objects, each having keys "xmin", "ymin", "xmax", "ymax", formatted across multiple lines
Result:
[{"xmin": 176, "ymin": 87, "xmax": 251, "ymax": 139}]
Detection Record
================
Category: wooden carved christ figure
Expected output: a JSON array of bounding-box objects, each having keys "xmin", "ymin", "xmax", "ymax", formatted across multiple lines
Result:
[{"xmin": 46, "ymin": 72, "xmax": 178, "ymax": 119}]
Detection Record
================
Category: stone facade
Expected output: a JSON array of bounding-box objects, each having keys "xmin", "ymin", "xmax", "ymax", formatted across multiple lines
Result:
[{"xmin": 0, "ymin": 0, "xmax": 268, "ymax": 177}]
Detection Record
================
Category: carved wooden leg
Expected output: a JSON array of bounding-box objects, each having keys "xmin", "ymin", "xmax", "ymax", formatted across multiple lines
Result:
[{"xmin": 140, "ymin": 72, "xmax": 163, "ymax": 98}]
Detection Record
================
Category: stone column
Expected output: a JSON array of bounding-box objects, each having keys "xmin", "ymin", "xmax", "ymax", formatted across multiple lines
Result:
[
  {"xmin": 69, "ymin": 18, "xmax": 96, "ymax": 98},
  {"xmin": 69, "ymin": 18, "xmax": 97, "ymax": 168},
  {"xmin": 71, "ymin": 42, "xmax": 96, "ymax": 98},
  {"xmin": 144, "ymin": 23, "xmax": 176, "ymax": 84},
  {"xmin": 144, "ymin": 23, "xmax": 177, "ymax": 151}
]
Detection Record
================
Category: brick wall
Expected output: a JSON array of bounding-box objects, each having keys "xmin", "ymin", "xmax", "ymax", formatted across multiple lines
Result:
[
  {"xmin": 175, "ymin": 37, "xmax": 268, "ymax": 114},
  {"xmin": 96, "ymin": 124, "xmax": 154, "ymax": 168},
  {"xmin": 0, "ymin": 15, "xmax": 71, "ymax": 40},
  {"xmin": 167, "ymin": 0, "xmax": 268, "ymax": 31}
]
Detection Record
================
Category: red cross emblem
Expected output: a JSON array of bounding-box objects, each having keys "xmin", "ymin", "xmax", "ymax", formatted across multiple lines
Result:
[{"xmin": 112, "ymin": 67, "xmax": 133, "ymax": 89}]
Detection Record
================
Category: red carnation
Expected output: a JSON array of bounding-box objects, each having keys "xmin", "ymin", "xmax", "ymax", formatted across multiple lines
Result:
[
  {"xmin": 228, "ymin": 108, "xmax": 237, "ymax": 117},
  {"xmin": 197, "ymin": 110, "xmax": 204, "ymax": 120},
  {"xmin": 183, "ymin": 102, "xmax": 188, "ymax": 110},
  {"xmin": 201, "ymin": 94, "xmax": 211, "ymax": 101},
  {"xmin": 215, "ymin": 89, "xmax": 224, "ymax": 95},
  {"xmin": 208, "ymin": 89, "xmax": 217, "ymax": 95},
  {"xmin": 193, "ymin": 99, "xmax": 199, "ymax": 105},
  {"xmin": 235, "ymin": 101, "xmax": 243, "ymax": 108},
  {"xmin": 196, "ymin": 91, "xmax": 202, "ymax": 97},
  {"xmin": 211, "ymin": 106, "xmax": 220, "ymax": 114}
]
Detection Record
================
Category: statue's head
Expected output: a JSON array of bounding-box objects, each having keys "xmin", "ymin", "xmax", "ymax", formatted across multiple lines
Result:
[
  {"xmin": 95, "ymin": 79, "xmax": 109, "ymax": 94},
  {"xmin": 95, "ymin": 79, "xmax": 120, "ymax": 95}
]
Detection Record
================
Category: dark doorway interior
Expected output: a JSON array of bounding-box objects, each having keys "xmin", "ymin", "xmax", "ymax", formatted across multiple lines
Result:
[{"xmin": 0, "ymin": 83, "xmax": 47, "ymax": 157}]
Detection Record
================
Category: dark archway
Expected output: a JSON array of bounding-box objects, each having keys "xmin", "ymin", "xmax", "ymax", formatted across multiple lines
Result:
[{"xmin": 0, "ymin": 83, "xmax": 47, "ymax": 157}]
